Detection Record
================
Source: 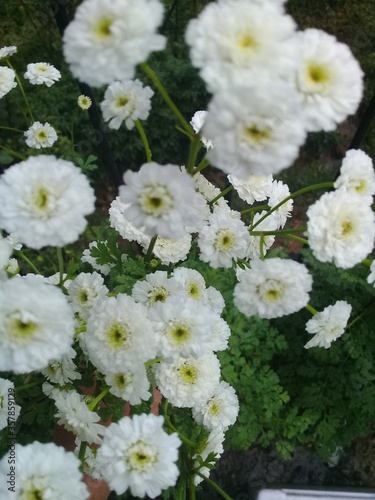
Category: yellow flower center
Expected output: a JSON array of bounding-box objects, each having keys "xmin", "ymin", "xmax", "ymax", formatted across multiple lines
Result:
[
  {"xmin": 116, "ymin": 95, "xmax": 130, "ymax": 107},
  {"xmin": 178, "ymin": 362, "xmax": 198, "ymax": 384},
  {"xmin": 169, "ymin": 323, "xmax": 190, "ymax": 345},
  {"xmin": 106, "ymin": 322, "xmax": 129, "ymax": 349},
  {"xmin": 244, "ymin": 125, "xmax": 271, "ymax": 143},
  {"xmin": 95, "ymin": 17, "xmax": 113, "ymax": 39},
  {"xmin": 341, "ymin": 219, "xmax": 353, "ymax": 237},
  {"xmin": 125, "ymin": 441, "xmax": 158, "ymax": 472},
  {"xmin": 238, "ymin": 33, "xmax": 257, "ymax": 50},
  {"xmin": 307, "ymin": 63, "xmax": 330, "ymax": 84}
]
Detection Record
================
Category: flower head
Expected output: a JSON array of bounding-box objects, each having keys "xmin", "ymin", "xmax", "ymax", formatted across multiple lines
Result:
[
  {"xmin": 24, "ymin": 121, "xmax": 58, "ymax": 149},
  {"xmin": 0, "ymin": 66, "xmax": 17, "ymax": 99},
  {"xmin": 334, "ymin": 149, "xmax": 375, "ymax": 204},
  {"xmin": 24, "ymin": 62, "xmax": 61, "ymax": 87},
  {"xmin": 0, "ymin": 46, "xmax": 17, "ymax": 60},
  {"xmin": 77, "ymin": 94, "xmax": 92, "ymax": 110}
]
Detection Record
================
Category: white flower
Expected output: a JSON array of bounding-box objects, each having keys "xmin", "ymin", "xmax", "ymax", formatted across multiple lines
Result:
[
  {"xmin": 4, "ymin": 258, "xmax": 18, "ymax": 276},
  {"xmin": 24, "ymin": 62, "xmax": 61, "ymax": 87},
  {"xmin": 77, "ymin": 94, "xmax": 92, "ymax": 109},
  {"xmin": 53, "ymin": 390, "xmax": 104, "ymax": 444},
  {"xmin": 0, "ymin": 442, "xmax": 89, "ymax": 500},
  {"xmin": 119, "ymin": 162, "xmax": 201, "ymax": 239},
  {"xmin": 247, "ymin": 210, "xmax": 278, "ymax": 260},
  {"xmin": 192, "ymin": 381, "xmax": 239, "ymax": 432},
  {"xmin": 228, "ymin": 173, "xmax": 273, "ymax": 204},
  {"xmin": 109, "ymin": 197, "xmax": 148, "ymax": 244},
  {"xmin": 101, "ymin": 79, "xmax": 154, "ymax": 130},
  {"xmin": 142, "ymin": 233, "xmax": 193, "ymax": 265},
  {"xmin": 149, "ymin": 296, "xmax": 217, "ymax": 360},
  {"xmin": 0, "ymin": 235, "xmax": 12, "ymax": 270},
  {"xmin": 204, "ymin": 84, "xmax": 307, "ymax": 179},
  {"xmin": 198, "ymin": 210, "xmax": 250, "ymax": 268},
  {"xmin": 63, "ymin": 0, "xmax": 166, "ymax": 87},
  {"xmin": 96, "ymin": 414, "xmax": 181, "ymax": 497},
  {"xmin": 105, "ymin": 365, "xmax": 151, "ymax": 405},
  {"xmin": 85, "ymin": 294, "xmax": 157, "ymax": 374},
  {"xmin": 67, "ymin": 272, "xmax": 108, "ymax": 320},
  {"xmin": 306, "ymin": 190, "xmax": 375, "ymax": 269},
  {"xmin": 5, "ymin": 233, "xmax": 22, "ymax": 251},
  {"xmin": 206, "ymin": 286, "xmax": 225, "ymax": 314},
  {"xmin": 24, "ymin": 121, "xmax": 58, "ymax": 149},
  {"xmin": 153, "ymin": 353, "xmax": 221, "ymax": 408},
  {"xmin": 268, "ymin": 180, "xmax": 293, "ymax": 228},
  {"xmin": 0, "ymin": 378, "xmax": 21, "ymax": 430},
  {"xmin": 132, "ymin": 270, "xmax": 181, "ymax": 307},
  {"xmin": 172, "ymin": 267, "xmax": 208, "ymax": 302},
  {"xmin": 74, "ymin": 438, "xmax": 102, "ymax": 480},
  {"xmin": 367, "ymin": 261, "xmax": 375, "ymax": 286},
  {"xmin": 294, "ymin": 29, "xmax": 364, "ymax": 132},
  {"xmin": 334, "ymin": 149, "xmax": 375, "ymax": 204},
  {"xmin": 0, "ymin": 275, "xmax": 75, "ymax": 373},
  {"xmin": 82, "ymin": 241, "xmax": 115, "ymax": 276},
  {"xmin": 42, "ymin": 347, "xmax": 81, "ymax": 386},
  {"xmin": 234, "ymin": 258, "xmax": 313, "ymax": 319},
  {"xmin": 190, "ymin": 110, "xmax": 213, "ymax": 149},
  {"xmin": 304, "ymin": 301, "xmax": 352, "ymax": 349},
  {"xmin": 209, "ymin": 315, "xmax": 231, "ymax": 352},
  {"xmin": 0, "ymin": 66, "xmax": 17, "ymax": 99},
  {"xmin": 185, "ymin": 0, "xmax": 298, "ymax": 92},
  {"xmin": 193, "ymin": 428, "xmax": 225, "ymax": 486},
  {"xmin": 0, "ymin": 155, "xmax": 95, "ymax": 249},
  {"xmin": 0, "ymin": 46, "xmax": 17, "ymax": 60}
]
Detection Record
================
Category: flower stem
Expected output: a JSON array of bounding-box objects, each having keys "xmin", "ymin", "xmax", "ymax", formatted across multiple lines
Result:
[
  {"xmin": 240, "ymin": 204, "xmax": 270, "ymax": 215},
  {"xmin": 192, "ymin": 157, "xmax": 210, "ymax": 175},
  {"xmin": 6, "ymin": 60, "xmax": 34, "ymax": 123},
  {"xmin": 141, "ymin": 62, "xmax": 193, "ymax": 137},
  {"xmin": 250, "ymin": 228, "xmax": 306, "ymax": 235},
  {"xmin": 145, "ymin": 356, "xmax": 163, "ymax": 368},
  {"xmin": 187, "ymin": 135, "xmax": 203, "ymax": 174},
  {"xmin": 78, "ymin": 441, "xmax": 87, "ymax": 466},
  {"xmin": 209, "ymin": 185, "xmax": 234, "ymax": 206},
  {"xmin": 193, "ymin": 471, "xmax": 233, "ymax": 500},
  {"xmin": 56, "ymin": 247, "xmax": 64, "ymax": 287},
  {"xmin": 14, "ymin": 249, "xmax": 41, "ymax": 274},
  {"xmin": 135, "ymin": 120, "xmax": 152, "ymax": 163},
  {"xmin": 145, "ymin": 235, "xmax": 158, "ymax": 262},
  {"xmin": 0, "ymin": 145, "xmax": 26, "ymax": 160},
  {"xmin": 362, "ymin": 259, "xmax": 373, "ymax": 266},
  {"xmin": 87, "ymin": 386, "xmax": 110, "ymax": 411},
  {"xmin": 189, "ymin": 473, "xmax": 196, "ymax": 500},
  {"xmin": 251, "ymin": 181, "xmax": 334, "ymax": 230},
  {"xmin": 15, "ymin": 380, "xmax": 42, "ymax": 392},
  {"xmin": 306, "ymin": 304, "xmax": 318, "ymax": 315},
  {"xmin": 0, "ymin": 125, "xmax": 24, "ymax": 133},
  {"xmin": 282, "ymin": 234, "xmax": 309, "ymax": 246},
  {"xmin": 259, "ymin": 235, "xmax": 265, "ymax": 261},
  {"xmin": 163, "ymin": 399, "xmax": 198, "ymax": 449}
]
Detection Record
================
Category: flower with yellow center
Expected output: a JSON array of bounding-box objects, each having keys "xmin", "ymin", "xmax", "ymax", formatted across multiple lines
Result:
[{"xmin": 24, "ymin": 121, "xmax": 57, "ymax": 149}]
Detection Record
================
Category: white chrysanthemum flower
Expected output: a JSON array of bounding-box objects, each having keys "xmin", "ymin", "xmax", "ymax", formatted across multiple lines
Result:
[
  {"xmin": 294, "ymin": 29, "xmax": 363, "ymax": 132},
  {"xmin": 367, "ymin": 261, "xmax": 375, "ymax": 286},
  {"xmin": 42, "ymin": 346, "xmax": 81, "ymax": 386},
  {"xmin": 105, "ymin": 365, "xmax": 151, "ymax": 405},
  {"xmin": 143, "ymin": 233, "xmax": 192, "ymax": 265},
  {"xmin": 119, "ymin": 162, "xmax": 201, "ymax": 239},
  {"xmin": 234, "ymin": 258, "xmax": 313, "ymax": 319},
  {"xmin": 0, "ymin": 66, "xmax": 17, "ymax": 99},
  {"xmin": 304, "ymin": 301, "xmax": 352, "ymax": 349},
  {"xmin": 0, "ymin": 275, "xmax": 75, "ymax": 373},
  {"xmin": 81, "ymin": 241, "xmax": 116, "ymax": 276},
  {"xmin": 96, "ymin": 414, "xmax": 181, "ymax": 498},
  {"xmin": 209, "ymin": 315, "xmax": 231, "ymax": 352},
  {"xmin": 185, "ymin": 0, "xmax": 297, "ymax": 92},
  {"xmin": 5, "ymin": 233, "xmax": 22, "ymax": 251},
  {"xmin": 193, "ymin": 172, "xmax": 225, "ymax": 205},
  {"xmin": 193, "ymin": 428, "xmax": 225, "ymax": 486},
  {"xmin": 4, "ymin": 258, "xmax": 19, "ymax": 276},
  {"xmin": 149, "ymin": 296, "xmax": 217, "ymax": 360},
  {"xmin": 206, "ymin": 286, "xmax": 225, "ymax": 315},
  {"xmin": 204, "ymin": 84, "xmax": 307, "ymax": 179},
  {"xmin": 334, "ymin": 149, "xmax": 375, "ymax": 204},
  {"xmin": 0, "ymin": 442, "xmax": 89, "ymax": 500},
  {"xmin": 24, "ymin": 62, "xmax": 61, "ymax": 87},
  {"xmin": 228, "ymin": 173, "xmax": 273, "ymax": 204},
  {"xmin": 307, "ymin": 190, "xmax": 375, "ymax": 269},
  {"xmin": 101, "ymin": 79, "xmax": 154, "ymax": 130},
  {"xmin": 74, "ymin": 438, "xmax": 102, "ymax": 480},
  {"xmin": 0, "ymin": 155, "xmax": 95, "ymax": 249},
  {"xmin": 198, "ymin": 211, "xmax": 250, "ymax": 268},
  {"xmin": 85, "ymin": 294, "xmax": 157, "ymax": 373},
  {"xmin": 53, "ymin": 390, "xmax": 104, "ymax": 444},
  {"xmin": 192, "ymin": 381, "xmax": 239, "ymax": 432},
  {"xmin": 267, "ymin": 180, "xmax": 293, "ymax": 228},
  {"xmin": 77, "ymin": 94, "xmax": 92, "ymax": 110},
  {"xmin": 153, "ymin": 353, "xmax": 221, "ymax": 408},
  {"xmin": 247, "ymin": 210, "xmax": 278, "ymax": 260},
  {"xmin": 0, "ymin": 378, "xmax": 21, "ymax": 430},
  {"xmin": 172, "ymin": 267, "xmax": 208, "ymax": 302},
  {"xmin": 63, "ymin": 0, "xmax": 166, "ymax": 87},
  {"xmin": 109, "ymin": 197, "xmax": 148, "ymax": 244},
  {"xmin": 67, "ymin": 272, "xmax": 108, "ymax": 321},
  {"xmin": 190, "ymin": 110, "xmax": 213, "ymax": 149},
  {"xmin": 24, "ymin": 121, "xmax": 58, "ymax": 149},
  {"xmin": 0, "ymin": 46, "xmax": 17, "ymax": 60},
  {"xmin": 132, "ymin": 271, "xmax": 180, "ymax": 307}
]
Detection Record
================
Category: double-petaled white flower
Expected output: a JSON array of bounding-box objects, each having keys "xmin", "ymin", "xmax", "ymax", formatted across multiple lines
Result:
[
  {"xmin": 0, "ymin": 46, "xmax": 17, "ymax": 60},
  {"xmin": 67, "ymin": 271, "xmax": 108, "ymax": 321},
  {"xmin": 24, "ymin": 121, "xmax": 58, "ymax": 149},
  {"xmin": 228, "ymin": 173, "xmax": 273, "ymax": 205},
  {"xmin": 24, "ymin": 62, "xmax": 61, "ymax": 87},
  {"xmin": 105, "ymin": 365, "xmax": 151, "ymax": 405},
  {"xmin": 0, "ymin": 66, "xmax": 17, "ymax": 99},
  {"xmin": 334, "ymin": 149, "xmax": 375, "ymax": 204}
]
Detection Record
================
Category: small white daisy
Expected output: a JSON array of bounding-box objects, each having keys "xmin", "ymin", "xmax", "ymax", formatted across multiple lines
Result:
[
  {"xmin": 24, "ymin": 121, "xmax": 58, "ymax": 149},
  {"xmin": 228, "ymin": 173, "xmax": 273, "ymax": 205},
  {"xmin": 334, "ymin": 149, "xmax": 375, "ymax": 204},
  {"xmin": 105, "ymin": 365, "xmax": 151, "ymax": 405},
  {"xmin": 190, "ymin": 110, "xmax": 214, "ymax": 149},
  {"xmin": 0, "ymin": 66, "xmax": 17, "ymax": 99},
  {"xmin": 24, "ymin": 62, "xmax": 61, "ymax": 87},
  {"xmin": 267, "ymin": 180, "xmax": 293, "ymax": 228},
  {"xmin": 67, "ymin": 272, "xmax": 108, "ymax": 321},
  {"xmin": 77, "ymin": 94, "xmax": 92, "ymax": 110},
  {"xmin": 0, "ymin": 46, "xmax": 17, "ymax": 60}
]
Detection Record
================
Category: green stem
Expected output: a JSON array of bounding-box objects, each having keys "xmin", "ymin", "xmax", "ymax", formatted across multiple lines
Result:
[
  {"xmin": 87, "ymin": 386, "xmax": 110, "ymax": 411},
  {"xmin": 15, "ymin": 380, "xmax": 42, "ymax": 392},
  {"xmin": 250, "ymin": 227, "xmax": 306, "ymax": 235},
  {"xmin": 259, "ymin": 235, "xmax": 265, "ymax": 261},
  {"xmin": 0, "ymin": 125, "xmax": 24, "ymax": 133},
  {"xmin": 135, "ymin": 120, "xmax": 152, "ymax": 163},
  {"xmin": 56, "ymin": 247, "xmax": 64, "ymax": 287},
  {"xmin": 163, "ymin": 400, "xmax": 198, "ymax": 449},
  {"xmin": 240, "ymin": 204, "xmax": 270, "ymax": 215},
  {"xmin": 209, "ymin": 185, "xmax": 234, "ymax": 206},
  {"xmin": 362, "ymin": 259, "xmax": 373, "ymax": 266},
  {"xmin": 193, "ymin": 471, "xmax": 233, "ymax": 500},
  {"xmin": 192, "ymin": 157, "xmax": 210, "ymax": 175},
  {"xmin": 145, "ymin": 356, "xmax": 163, "ymax": 368},
  {"xmin": 0, "ymin": 145, "xmax": 26, "ymax": 160},
  {"xmin": 140, "ymin": 62, "xmax": 193, "ymax": 137},
  {"xmin": 78, "ymin": 441, "xmax": 87, "ymax": 466},
  {"xmin": 14, "ymin": 249, "xmax": 41, "ymax": 274},
  {"xmin": 283, "ymin": 234, "xmax": 309, "ymax": 245},
  {"xmin": 306, "ymin": 304, "xmax": 318, "ymax": 315},
  {"xmin": 236, "ymin": 258, "xmax": 250, "ymax": 268},
  {"xmin": 186, "ymin": 136, "xmax": 202, "ymax": 174},
  {"xmin": 189, "ymin": 473, "xmax": 196, "ymax": 500},
  {"xmin": 145, "ymin": 235, "xmax": 158, "ymax": 262},
  {"xmin": 251, "ymin": 181, "xmax": 334, "ymax": 230},
  {"xmin": 6, "ymin": 60, "xmax": 34, "ymax": 123}
]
